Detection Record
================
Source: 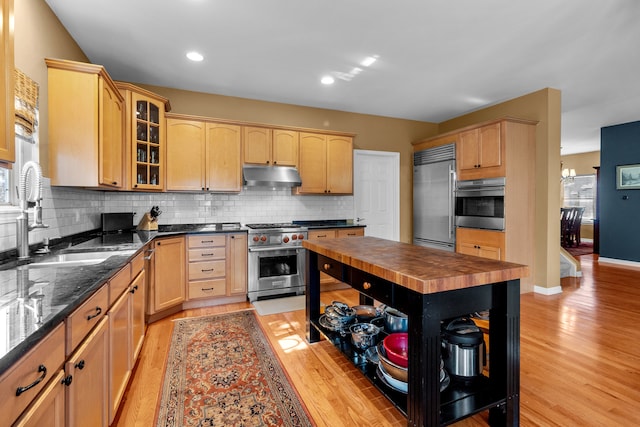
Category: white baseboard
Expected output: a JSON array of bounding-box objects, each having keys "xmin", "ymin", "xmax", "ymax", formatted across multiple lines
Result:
[
  {"xmin": 533, "ymin": 285, "xmax": 563, "ymax": 295},
  {"xmin": 598, "ymin": 257, "xmax": 640, "ymax": 268}
]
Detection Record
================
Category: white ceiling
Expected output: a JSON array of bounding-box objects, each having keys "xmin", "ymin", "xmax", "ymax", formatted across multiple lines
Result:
[{"xmin": 44, "ymin": 0, "xmax": 640, "ymax": 155}]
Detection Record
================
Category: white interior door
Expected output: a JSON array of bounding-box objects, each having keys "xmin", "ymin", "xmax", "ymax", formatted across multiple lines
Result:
[{"xmin": 353, "ymin": 150, "xmax": 400, "ymax": 241}]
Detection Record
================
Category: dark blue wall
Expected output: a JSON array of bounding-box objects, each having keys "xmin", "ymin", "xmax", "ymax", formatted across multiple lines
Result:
[{"xmin": 600, "ymin": 120, "xmax": 640, "ymax": 262}]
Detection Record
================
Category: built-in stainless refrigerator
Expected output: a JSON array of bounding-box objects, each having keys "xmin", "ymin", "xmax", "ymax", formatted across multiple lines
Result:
[{"xmin": 413, "ymin": 143, "xmax": 456, "ymax": 251}]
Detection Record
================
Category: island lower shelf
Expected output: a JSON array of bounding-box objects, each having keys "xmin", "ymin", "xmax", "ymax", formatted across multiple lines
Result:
[{"xmin": 310, "ymin": 318, "xmax": 507, "ymax": 425}]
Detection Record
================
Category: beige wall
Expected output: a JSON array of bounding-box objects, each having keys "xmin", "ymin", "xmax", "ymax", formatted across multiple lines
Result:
[
  {"xmin": 561, "ymin": 151, "xmax": 599, "ymax": 175},
  {"xmin": 14, "ymin": 0, "xmax": 88, "ymax": 174},
  {"xmin": 137, "ymin": 84, "xmax": 438, "ymax": 242},
  {"xmin": 438, "ymin": 88, "xmax": 563, "ymax": 291}
]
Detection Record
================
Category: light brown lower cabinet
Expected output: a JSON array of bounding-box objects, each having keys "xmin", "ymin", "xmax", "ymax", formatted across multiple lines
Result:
[
  {"xmin": 131, "ymin": 269, "xmax": 146, "ymax": 361},
  {"xmin": 66, "ymin": 317, "xmax": 109, "ymax": 427},
  {"xmin": 186, "ymin": 233, "xmax": 247, "ymax": 300},
  {"xmin": 108, "ymin": 254, "xmax": 146, "ymax": 423},
  {"xmin": 227, "ymin": 234, "xmax": 247, "ymax": 295},
  {"xmin": 13, "ymin": 370, "xmax": 66, "ymax": 427},
  {"xmin": 108, "ymin": 288, "xmax": 130, "ymax": 424},
  {"xmin": 148, "ymin": 236, "xmax": 186, "ymax": 315},
  {"xmin": 456, "ymin": 227, "xmax": 505, "ymax": 261},
  {"xmin": 0, "ymin": 323, "xmax": 65, "ymax": 426}
]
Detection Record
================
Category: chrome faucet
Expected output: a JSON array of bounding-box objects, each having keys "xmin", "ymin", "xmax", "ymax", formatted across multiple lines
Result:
[{"xmin": 16, "ymin": 161, "xmax": 48, "ymax": 261}]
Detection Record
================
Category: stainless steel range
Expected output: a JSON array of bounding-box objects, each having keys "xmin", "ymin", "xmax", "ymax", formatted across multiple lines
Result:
[{"xmin": 246, "ymin": 223, "xmax": 308, "ymax": 302}]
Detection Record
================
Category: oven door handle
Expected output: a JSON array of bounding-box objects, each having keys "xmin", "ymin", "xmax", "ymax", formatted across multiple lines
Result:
[{"xmin": 248, "ymin": 246, "xmax": 305, "ymax": 253}]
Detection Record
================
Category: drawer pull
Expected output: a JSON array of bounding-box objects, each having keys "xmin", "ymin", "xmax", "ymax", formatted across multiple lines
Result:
[
  {"xmin": 75, "ymin": 360, "xmax": 85, "ymax": 370},
  {"xmin": 201, "ymin": 268, "xmax": 215, "ymax": 272},
  {"xmin": 317, "ymin": 234, "xmax": 327, "ymax": 238},
  {"xmin": 87, "ymin": 306, "xmax": 102, "ymax": 321},
  {"xmin": 16, "ymin": 365, "xmax": 47, "ymax": 396},
  {"xmin": 201, "ymin": 240, "xmax": 214, "ymax": 244},
  {"xmin": 201, "ymin": 253, "xmax": 214, "ymax": 256},
  {"xmin": 323, "ymin": 263, "xmax": 331, "ymax": 270},
  {"xmin": 363, "ymin": 282, "xmax": 372, "ymax": 290},
  {"xmin": 201, "ymin": 287, "xmax": 214, "ymax": 291}
]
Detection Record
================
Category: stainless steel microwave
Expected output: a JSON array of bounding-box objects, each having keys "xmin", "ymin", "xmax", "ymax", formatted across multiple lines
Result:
[{"xmin": 455, "ymin": 178, "xmax": 505, "ymax": 231}]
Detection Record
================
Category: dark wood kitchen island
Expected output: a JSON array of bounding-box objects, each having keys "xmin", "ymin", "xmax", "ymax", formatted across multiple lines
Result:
[{"xmin": 303, "ymin": 236, "xmax": 527, "ymax": 427}]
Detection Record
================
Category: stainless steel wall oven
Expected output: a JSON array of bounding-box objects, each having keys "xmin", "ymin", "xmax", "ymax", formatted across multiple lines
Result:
[
  {"xmin": 455, "ymin": 178, "xmax": 506, "ymax": 231},
  {"xmin": 246, "ymin": 223, "xmax": 308, "ymax": 302}
]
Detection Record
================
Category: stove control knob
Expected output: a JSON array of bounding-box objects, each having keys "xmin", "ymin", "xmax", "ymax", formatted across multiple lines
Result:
[
  {"xmin": 253, "ymin": 236, "xmax": 260, "ymax": 242},
  {"xmin": 291, "ymin": 234, "xmax": 298, "ymax": 240},
  {"xmin": 283, "ymin": 236, "xmax": 290, "ymax": 243},
  {"xmin": 260, "ymin": 235, "xmax": 267, "ymax": 242},
  {"xmin": 298, "ymin": 234, "xmax": 305, "ymax": 240}
]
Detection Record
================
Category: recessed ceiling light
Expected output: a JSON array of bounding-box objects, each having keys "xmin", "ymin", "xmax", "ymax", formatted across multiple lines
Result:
[
  {"xmin": 361, "ymin": 55, "xmax": 379, "ymax": 67},
  {"xmin": 321, "ymin": 76, "xmax": 335, "ymax": 85},
  {"xmin": 186, "ymin": 51, "xmax": 204, "ymax": 62}
]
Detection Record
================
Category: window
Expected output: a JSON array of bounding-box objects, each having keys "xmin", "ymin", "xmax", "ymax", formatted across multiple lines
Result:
[
  {"xmin": 1, "ymin": 70, "xmax": 40, "ymax": 208},
  {"xmin": 563, "ymin": 174, "xmax": 596, "ymax": 221}
]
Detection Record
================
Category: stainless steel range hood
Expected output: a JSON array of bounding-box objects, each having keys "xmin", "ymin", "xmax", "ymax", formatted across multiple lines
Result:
[{"xmin": 242, "ymin": 165, "xmax": 302, "ymax": 188}]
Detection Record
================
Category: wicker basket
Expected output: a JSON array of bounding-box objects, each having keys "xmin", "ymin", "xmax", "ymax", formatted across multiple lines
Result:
[{"xmin": 14, "ymin": 68, "xmax": 39, "ymax": 135}]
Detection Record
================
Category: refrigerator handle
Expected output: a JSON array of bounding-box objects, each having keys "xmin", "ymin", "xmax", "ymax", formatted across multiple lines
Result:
[{"xmin": 449, "ymin": 165, "xmax": 456, "ymax": 239}]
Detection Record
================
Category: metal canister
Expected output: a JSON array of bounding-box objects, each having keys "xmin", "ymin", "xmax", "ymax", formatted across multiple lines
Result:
[{"xmin": 441, "ymin": 318, "xmax": 485, "ymax": 378}]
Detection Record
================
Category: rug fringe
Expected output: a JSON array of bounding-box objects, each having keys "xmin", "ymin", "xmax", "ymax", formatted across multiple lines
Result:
[{"xmin": 169, "ymin": 307, "xmax": 255, "ymax": 322}]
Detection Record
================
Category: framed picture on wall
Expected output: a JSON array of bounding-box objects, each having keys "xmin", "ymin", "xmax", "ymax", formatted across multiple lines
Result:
[{"xmin": 616, "ymin": 163, "xmax": 640, "ymax": 189}]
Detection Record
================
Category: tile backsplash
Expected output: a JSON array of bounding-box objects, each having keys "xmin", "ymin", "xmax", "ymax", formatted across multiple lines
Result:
[{"xmin": 0, "ymin": 178, "xmax": 354, "ymax": 253}]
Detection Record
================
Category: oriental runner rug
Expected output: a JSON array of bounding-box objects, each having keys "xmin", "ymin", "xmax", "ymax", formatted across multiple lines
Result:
[{"xmin": 156, "ymin": 310, "xmax": 313, "ymax": 427}]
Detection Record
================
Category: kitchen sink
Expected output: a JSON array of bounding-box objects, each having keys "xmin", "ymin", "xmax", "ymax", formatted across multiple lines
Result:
[{"xmin": 28, "ymin": 250, "xmax": 136, "ymax": 268}]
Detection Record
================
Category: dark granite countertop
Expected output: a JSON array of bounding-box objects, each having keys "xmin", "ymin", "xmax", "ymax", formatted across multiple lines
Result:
[
  {"xmin": 0, "ymin": 224, "xmax": 247, "ymax": 376},
  {"xmin": 292, "ymin": 219, "xmax": 365, "ymax": 229}
]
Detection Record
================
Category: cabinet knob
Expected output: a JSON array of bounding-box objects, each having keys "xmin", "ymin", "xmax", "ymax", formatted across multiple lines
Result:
[
  {"xmin": 363, "ymin": 282, "xmax": 372, "ymax": 290},
  {"xmin": 323, "ymin": 263, "xmax": 331, "ymax": 270},
  {"xmin": 61, "ymin": 375, "xmax": 73, "ymax": 387},
  {"xmin": 75, "ymin": 360, "xmax": 85, "ymax": 370}
]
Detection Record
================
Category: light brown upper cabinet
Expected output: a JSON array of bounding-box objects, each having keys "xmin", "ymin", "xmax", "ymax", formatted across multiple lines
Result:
[
  {"xmin": 166, "ymin": 117, "xmax": 205, "ymax": 191},
  {"xmin": 46, "ymin": 58, "xmax": 124, "ymax": 188},
  {"xmin": 166, "ymin": 114, "xmax": 242, "ymax": 192},
  {"xmin": 295, "ymin": 132, "xmax": 353, "ymax": 195},
  {"xmin": 457, "ymin": 122, "xmax": 504, "ymax": 180},
  {"xmin": 243, "ymin": 126, "xmax": 298, "ymax": 167},
  {"xmin": 0, "ymin": 0, "xmax": 15, "ymax": 164},
  {"xmin": 116, "ymin": 82, "xmax": 170, "ymax": 191},
  {"xmin": 205, "ymin": 122, "xmax": 242, "ymax": 192}
]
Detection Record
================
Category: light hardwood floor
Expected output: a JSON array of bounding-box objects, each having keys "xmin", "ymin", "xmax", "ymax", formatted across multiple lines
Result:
[{"xmin": 114, "ymin": 254, "xmax": 640, "ymax": 426}]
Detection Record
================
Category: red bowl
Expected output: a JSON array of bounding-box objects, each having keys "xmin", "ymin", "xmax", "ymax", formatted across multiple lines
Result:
[{"xmin": 383, "ymin": 333, "xmax": 408, "ymax": 368}]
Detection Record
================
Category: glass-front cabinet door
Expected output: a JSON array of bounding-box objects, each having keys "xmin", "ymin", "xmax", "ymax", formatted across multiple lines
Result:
[
  {"xmin": 116, "ymin": 82, "xmax": 169, "ymax": 191},
  {"xmin": 134, "ymin": 97, "xmax": 162, "ymax": 189}
]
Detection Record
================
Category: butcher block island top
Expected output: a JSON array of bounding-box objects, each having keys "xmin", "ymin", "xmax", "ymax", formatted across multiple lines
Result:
[{"xmin": 303, "ymin": 236, "xmax": 528, "ymax": 294}]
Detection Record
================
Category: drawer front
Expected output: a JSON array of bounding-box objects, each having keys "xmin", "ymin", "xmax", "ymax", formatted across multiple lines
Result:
[
  {"xmin": 109, "ymin": 263, "xmax": 131, "ymax": 305},
  {"xmin": 0, "ymin": 323, "xmax": 65, "ymax": 425},
  {"xmin": 351, "ymin": 269, "xmax": 394, "ymax": 305},
  {"xmin": 188, "ymin": 247, "xmax": 226, "ymax": 262},
  {"xmin": 188, "ymin": 234, "xmax": 226, "ymax": 249},
  {"xmin": 130, "ymin": 250, "xmax": 145, "ymax": 276},
  {"xmin": 188, "ymin": 260, "xmax": 226, "ymax": 280},
  {"xmin": 336, "ymin": 227, "xmax": 364, "ymax": 238},
  {"xmin": 309, "ymin": 230, "xmax": 337, "ymax": 239},
  {"xmin": 188, "ymin": 279, "xmax": 226, "ymax": 299},
  {"xmin": 66, "ymin": 284, "xmax": 109, "ymax": 355},
  {"xmin": 317, "ymin": 254, "xmax": 346, "ymax": 282}
]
